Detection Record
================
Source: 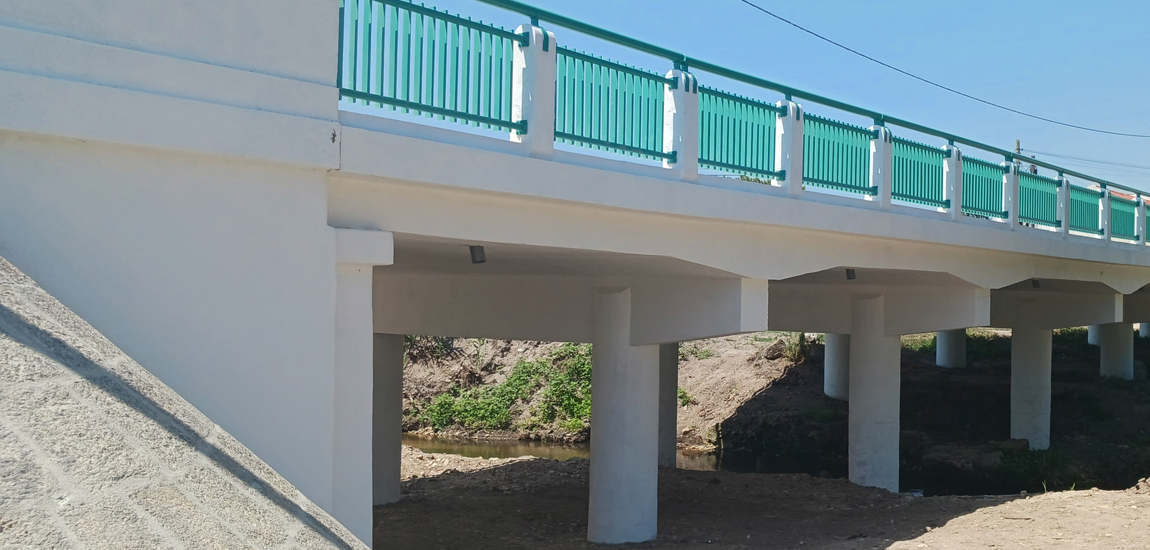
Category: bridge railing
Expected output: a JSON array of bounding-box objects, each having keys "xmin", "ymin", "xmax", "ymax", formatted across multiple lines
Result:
[{"xmin": 339, "ymin": 0, "xmax": 1147, "ymax": 249}]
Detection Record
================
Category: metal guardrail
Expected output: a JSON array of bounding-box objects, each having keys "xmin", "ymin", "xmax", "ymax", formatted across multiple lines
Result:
[
  {"xmin": 698, "ymin": 86, "xmax": 784, "ymax": 179},
  {"xmin": 554, "ymin": 46, "xmax": 674, "ymax": 161},
  {"xmin": 339, "ymin": 0, "xmax": 526, "ymax": 132},
  {"xmin": 473, "ymin": 0, "xmax": 1145, "ymax": 200},
  {"xmin": 803, "ymin": 113, "xmax": 875, "ymax": 196},
  {"xmin": 891, "ymin": 137, "xmax": 949, "ymax": 208}
]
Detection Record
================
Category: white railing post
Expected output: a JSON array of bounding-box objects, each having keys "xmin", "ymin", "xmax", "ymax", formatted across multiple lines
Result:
[
  {"xmin": 775, "ymin": 100, "xmax": 804, "ymax": 196},
  {"xmin": 1139, "ymin": 197, "xmax": 1147, "ymax": 246},
  {"xmin": 1057, "ymin": 176, "xmax": 1070, "ymax": 238},
  {"xmin": 1100, "ymin": 185, "xmax": 1111, "ymax": 242},
  {"xmin": 663, "ymin": 69, "xmax": 698, "ymax": 181},
  {"xmin": 511, "ymin": 24, "xmax": 557, "ymax": 158},
  {"xmin": 868, "ymin": 126, "xmax": 893, "ymax": 209},
  {"xmin": 1003, "ymin": 162, "xmax": 1020, "ymax": 230},
  {"xmin": 944, "ymin": 144, "xmax": 963, "ymax": 220}
]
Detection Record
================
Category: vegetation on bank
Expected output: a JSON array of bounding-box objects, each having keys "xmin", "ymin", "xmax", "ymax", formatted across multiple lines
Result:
[{"xmin": 410, "ymin": 343, "xmax": 594, "ymax": 433}]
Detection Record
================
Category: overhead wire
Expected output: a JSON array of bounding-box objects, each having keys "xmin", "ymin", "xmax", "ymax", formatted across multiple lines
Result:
[{"xmin": 736, "ymin": 0, "xmax": 1150, "ymax": 138}]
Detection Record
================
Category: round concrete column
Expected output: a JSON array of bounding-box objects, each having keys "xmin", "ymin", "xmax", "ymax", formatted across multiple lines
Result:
[
  {"xmin": 373, "ymin": 333, "xmax": 404, "ymax": 506},
  {"xmin": 1010, "ymin": 327, "xmax": 1052, "ymax": 450},
  {"xmin": 1087, "ymin": 324, "xmax": 1101, "ymax": 346},
  {"xmin": 847, "ymin": 295, "xmax": 902, "ymax": 493},
  {"xmin": 657, "ymin": 343, "xmax": 679, "ymax": 468},
  {"xmin": 1099, "ymin": 322, "xmax": 1134, "ymax": 380},
  {"xmin": 824, "ymin": 333, "xmax": 850, "ymax": 401},
  {"xmin": 1141, "ymin": 323, "xmax": 1150, "ymax": 338},
  {"xmin": 935, "ymin": 329, "xmax": 966, "ymax": 368},
  {"xmin": 588, "ymin": 288, "xmax": 659, "ymax": 544}
]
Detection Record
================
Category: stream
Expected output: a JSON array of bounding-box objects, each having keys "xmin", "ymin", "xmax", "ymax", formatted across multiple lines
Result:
[{"xmin": 402, "ymin": 435, "xmax": 723, "ymax": 471}]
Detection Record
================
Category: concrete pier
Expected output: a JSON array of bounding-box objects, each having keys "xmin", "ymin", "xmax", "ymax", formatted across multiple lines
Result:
[
  {"xmin": 824, "ymin": 333, "xmax": 850, "ymax": 401},
  {"xmin": 373, "ymin": 333, "xmax": 404, "ymax": 506},
  {"xmin": 588, "ymin": 288, "xmax": 660, "ymax": 544},
  {"xmin": 847, "ymin": 295, "xmax": 901, "ymax": 492},
  {"xmin": 658, "ymin": 342, "xmax": 679, "ymax": 468},
  {"xmin": 1099, "ymin": 323, "xmax": 1134, "ymax": 380},
  {"xmin": 1088, "ymin": 324, "xmax": 1101, "ymax": 346},
  {"xmin": 935, "ymin": 329, "xmax": 966, "ymax": 368},
  {"xmin": 1010, "ymin": 328, "xmax": 1052, "ymax": 450}
]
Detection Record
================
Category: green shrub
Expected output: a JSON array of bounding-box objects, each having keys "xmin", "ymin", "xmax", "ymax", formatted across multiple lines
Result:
[
  {"xmin": 677, "ymin": 387, "xmax": 696, "ymax": 407},
  {"xmin": 680, "ymin": 343, "xmax": 715, "ymax": 360}
]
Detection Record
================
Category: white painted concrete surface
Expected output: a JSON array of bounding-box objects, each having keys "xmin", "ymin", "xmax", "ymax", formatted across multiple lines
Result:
[
  {"xmin": 847, "ymin": 295, "xmax": 901, "ymax": 493},
  {"xmin": 936, "ymin": 329, "xmax": 967, "ymax": 368},
  {"xmin": 658, "ymin": 342, "xmax": 680, "ymax": 468},
  {"xmin": 333, "ymin": 264, "xmax": 376, "ymax": 546},
  {"xmin": 373, "ymin": 334, "xmax": 404, "ymax": 506},
  {"xmin": 1011, "ymin": 328, "xmax": 1053, "ymax": 450},
  {"xmin": 1098, "ymin": 323, "xmax": 1134, "ymax": 380},
  {"xmin": 823, "ymin": 333, "xmax": 850, "ymax": 401},
  {"xmin": 588, "ymin": 289, "xmax": 659, "ymax": 544}
]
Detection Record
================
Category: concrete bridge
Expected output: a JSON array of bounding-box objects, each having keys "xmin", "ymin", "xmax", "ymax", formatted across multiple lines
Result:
[{"xmin": 1, "ymin": 0, "xmax": 1148, "ymax": 546}]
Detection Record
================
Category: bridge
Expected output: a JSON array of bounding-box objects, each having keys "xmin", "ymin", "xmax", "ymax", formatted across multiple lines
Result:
[{"xmin": 1, "ymin": 0, "xmax": 1148, "ymax": 546}]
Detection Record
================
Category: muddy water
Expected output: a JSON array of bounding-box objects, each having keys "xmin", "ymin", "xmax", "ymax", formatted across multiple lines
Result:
[{"xmin": 402, "ymin": 435, "xmax": 721, "ymax": 471}]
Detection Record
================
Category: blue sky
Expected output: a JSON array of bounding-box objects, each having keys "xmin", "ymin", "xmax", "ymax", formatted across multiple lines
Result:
[{"xmin": 410, "ymin": 0, "xmax": 1150, "ymax": 189}]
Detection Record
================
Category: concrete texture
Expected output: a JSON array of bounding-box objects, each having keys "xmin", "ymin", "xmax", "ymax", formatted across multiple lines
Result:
[{"xmin": 0, "ymin": 256, "xmax": 368, "ymax": 550}]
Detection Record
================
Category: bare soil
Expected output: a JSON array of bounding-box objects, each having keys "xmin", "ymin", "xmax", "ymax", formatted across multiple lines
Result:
[{"xmin": 378, "ymin": 446, "xmax": 1150, "ymax": 549}]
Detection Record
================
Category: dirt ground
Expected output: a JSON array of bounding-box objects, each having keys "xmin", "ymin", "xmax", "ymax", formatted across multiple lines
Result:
[{"xmin": 379, "ymin": 446, "xmax": 1150, "ymax": 549}]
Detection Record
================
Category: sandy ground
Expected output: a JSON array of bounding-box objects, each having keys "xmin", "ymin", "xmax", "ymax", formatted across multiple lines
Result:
[{"xmin": 379, "ymin": 446, "xmax": 1150, "ymax": 550}]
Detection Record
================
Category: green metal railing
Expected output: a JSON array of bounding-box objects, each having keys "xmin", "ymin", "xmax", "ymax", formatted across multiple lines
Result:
[
  {"xmin": 961, "ymin": 156, "xmax": 1007, "ymax": 218},
  {"xmin": 891, "ymin": 137, "xmax": 949, "ymax": 208},
  {"xmin": 554, "ymin": 47, "xmax": 674, "ymax": 161},
  {"xmin": 1018, "ymin": 172, "xmax": 1061, "ymax": 228},
  {"xmin": 473, "ymin": 0, "xmax": 1148, "ymax": 207},
  {"xmin": 338, "ymin": 0, "xmax": 525, "ymax": 132},
  {"xmin": 1069, "ymin": 184, "xmax": 1104, "ymax": 235},
  {"xmin": 697, "ymin": 86, "xmax": 784, "ymax": 179},
  {"xmin": 1111, "ymin": 195, "xmax": 1139, "ymax": 240},
  {"xmin": 802, "ymin": 114, "xmax": 875, "ymax": 195}
]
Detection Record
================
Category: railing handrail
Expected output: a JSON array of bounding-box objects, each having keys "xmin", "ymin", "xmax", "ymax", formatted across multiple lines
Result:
[{"xmin": 473, "ymin": 0, "xmax": 1144, "ymax": 198}]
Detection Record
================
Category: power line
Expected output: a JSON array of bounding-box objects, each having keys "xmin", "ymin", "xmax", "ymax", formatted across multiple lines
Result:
[
  {"xmin": 736, "ymin": 0, "xmax": 1150, "ymax": 139},
  {"xmin": 1022, "ymin": 149, "xmax": 1150, "ymax": 172}
]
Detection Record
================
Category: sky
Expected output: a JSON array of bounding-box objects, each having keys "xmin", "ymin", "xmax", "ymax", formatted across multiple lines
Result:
[{"xmin": 403, "ymin": 0, "xmax": 1150, "ymax": 190}]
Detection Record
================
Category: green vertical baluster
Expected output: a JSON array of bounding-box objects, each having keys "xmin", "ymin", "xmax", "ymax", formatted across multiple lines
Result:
[
  {"xmin": 573, "ymin": 56, "xmax": 583, "ymax": 139},
  {"xmin": 481, "ymin": 30, "xmax": 491, "ymax": 127},
  {"xmin": 492, "ymin": 34, "xmax": 502, "ymax": 124},
  {"xmin": 423, "ymin": 17, "xmax": 435, "ymax": 117},
  {"xmin": 387, "ymin": 4, "xmax": 398, "ymax": 110},
  {"xmin": 354, "ymin": 0, "xmax": 368, "ymax": 102},
  {"xmin": 437, "ymin": 18, "xmax": 447, "ymax": 119},
  {"xmin": 399, "ymin": 8, "xmax": 411, "ymax": 112},
  {"xmin": 412, "ymin": 12, "xmax": 424, "ymax": 113},
  {"xmin": 368, "ymin": 1, "xmax": 381, "ymax": 106},
  {"xmin": 447, "ymin": 21, "xmax": 458, "ymax": 122}
]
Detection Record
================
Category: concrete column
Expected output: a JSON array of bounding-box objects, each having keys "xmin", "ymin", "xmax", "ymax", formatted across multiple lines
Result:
[
  {"xmin": 663, "ymin": 70, "xmax": 698, "ymax": 181},
  {"xmin": 373, "ymin": 333, "xmax": 404, "ymax": 506},
  {"xmin": 658, "ymin": 343, "xmax": 679, "ymax": 468},
  {"xmin": 847, "ymin": 294, "xmax": 901, "ymax": 492},
  {"xmin": 1140, "ymin": 323, "xmax": 1150, "ymax": 338},
  {"xmin": 1099, "ymin": 322, "xmax": 1134, "ymax": 380},
  {"xmin": 588, "ymin": 288, "xmax": 660, "ymax": 544},
  {"xmin": 1004, "ymin": 162, "xmax": 1020, "ymax": 229},
  {"xmin": 1087, "ymin": 324, "xmax": 1101, "ymax": 346},
  {"xmin": 1010, "ymin": 327, "xmax": 1052, "ymax": 450},
  {"xmin": 944, "ymin": 144, "xmax": 963, "ymax": 220},
  {"xmin": 511, "ymin": 24, "xmax": 557, "ymax": 158},
  {"xmin": 935, "ymin": 329, "xmax": 966, "ymax": 368},
  {"xmin": 868, "ymin": 126, "xmax": 893, "ymax": 210},
  {"xmin": 775, "ymin": 99, "xmax": 804, "ymax": 196},
  {"xmin": 333, "ymin": 263, "xmax": 375, "ymax": 546},
  {"xmin": 823, "ymin": 333, "xmax": 850, "ymax": 401}
]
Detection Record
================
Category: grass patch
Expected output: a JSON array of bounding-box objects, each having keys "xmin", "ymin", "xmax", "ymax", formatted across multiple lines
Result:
[
  {"xmin": 678, "ymin": 387, "xmax": 696, "ymax": 407},
  {"xmin": 784, "ymin": 333, "xmax": 808, "ymax": 363},
  {"xmin": 405, "ymin": 335, "xmax": 461, "ymax": 363},
  {"xmin": 901, "ymin": 333, "xmax": 937, "ymax": 355},
  {"xmin": 681, "ymin": 343, "xmax": 716, "ymax": 360},
  {"xmin": 415, "ymin": 343, "xmax": 593, "ymax": 432}
]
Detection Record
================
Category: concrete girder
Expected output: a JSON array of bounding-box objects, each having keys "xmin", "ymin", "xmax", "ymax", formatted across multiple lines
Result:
[
  {"xmin": 767, "ymin": 268, "xmax": 989, "ymax": 336},
  {"xmin": 372, "ymin": 271, "xmax": 767, "ymax": 345},
  {"xmin": 990, "ymin": 279, "xmax": 1122, "ymax": 330}
]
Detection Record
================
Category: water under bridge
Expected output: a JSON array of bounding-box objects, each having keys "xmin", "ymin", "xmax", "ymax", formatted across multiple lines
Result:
[{"xmin": 1, "ymin": 0, "xmax": 1148, "ymax": 546}]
